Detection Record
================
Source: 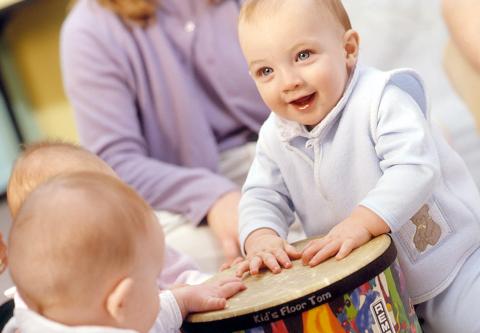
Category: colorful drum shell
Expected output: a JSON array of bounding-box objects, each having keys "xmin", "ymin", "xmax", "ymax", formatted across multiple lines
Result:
[{"xmin": 183, "ymin": 235, "xmax": 422, "ymax": 333}]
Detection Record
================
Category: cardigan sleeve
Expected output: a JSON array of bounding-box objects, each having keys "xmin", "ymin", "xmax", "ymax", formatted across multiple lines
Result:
[
  {"xmin": 60, "ymin": 6, "xmax": 237, "ymax": 225},
  {"xmin": 360, "ymin": 84, "xmax": 440, "ymax": 232}
]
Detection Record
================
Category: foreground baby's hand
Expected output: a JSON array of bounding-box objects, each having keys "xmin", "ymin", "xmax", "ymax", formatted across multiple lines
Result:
[
  {"xmin": 235, "ymin": 228, "xmax": 301, "ymax": 277},
  {"xmin": 173, "ymin": 276, "xmax": 246, "ymax": 317}
]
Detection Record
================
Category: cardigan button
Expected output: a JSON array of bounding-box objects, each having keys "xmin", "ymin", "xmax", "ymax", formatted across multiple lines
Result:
[{"xmin": 184, "ymin": 21, "xmax": 196, "ymax": 33}]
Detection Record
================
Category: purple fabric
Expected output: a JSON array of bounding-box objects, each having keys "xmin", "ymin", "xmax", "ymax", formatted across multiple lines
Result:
[{"xmin": 60, "ymin": 0, "xmax": 269, "ymax": 224}]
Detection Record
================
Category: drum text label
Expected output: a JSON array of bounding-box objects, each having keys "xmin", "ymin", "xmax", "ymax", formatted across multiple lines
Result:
[
  {"xmin": 371, "ymin": 299, "xmax": 394, "ymax": 333},
  {"xmin": 307, "ymin": 292, "xmax": 332, "ymax": 306},
  {"xmin": 280, "ymin": 302, "xmax": 307, "ymax": 316},
  {"xmin": 252, "ymin": 292, "xmax": 332, "ymax": 324}
]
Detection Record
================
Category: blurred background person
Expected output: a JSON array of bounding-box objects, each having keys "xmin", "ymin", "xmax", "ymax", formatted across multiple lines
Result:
[
  {"xmin": 442, "ymin": 0, "xmax": 480, "ymax": 131},
  {"xmin": 442, "ymin": 0, "xmax": 480, "ymax": 73},
  {"xmin": 60, "ymin": 0, "xmax": 270, "ymax": 272}
]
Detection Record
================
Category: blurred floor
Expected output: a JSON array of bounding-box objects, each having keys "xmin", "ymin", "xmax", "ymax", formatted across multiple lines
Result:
[{"xmin": 0, "ymin": 199, "xmax": 12, "ymax": 304}]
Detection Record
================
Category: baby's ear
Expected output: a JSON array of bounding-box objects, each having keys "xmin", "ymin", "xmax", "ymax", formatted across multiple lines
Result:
[
  {"xmin": 106, "ymin": 277, "xmax": 134, "ymax": 323},
  {"xmin": 343, "ymin": 29, "xmax": 360, "ymax": 69}
]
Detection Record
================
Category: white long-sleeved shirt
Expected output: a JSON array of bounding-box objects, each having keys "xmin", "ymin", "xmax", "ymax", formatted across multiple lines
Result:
[
  {"xmin": 2, "ymin": 291, "xmax": 182, "ymax": 333},
  {"xmin": 239, "ymin": 65, "xmax": 480, "ymax": 304}
]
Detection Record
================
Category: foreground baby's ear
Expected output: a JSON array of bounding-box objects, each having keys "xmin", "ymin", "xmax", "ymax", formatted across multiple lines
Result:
[
  {"xmin": 344, "ymin": 29, "xmax": 360, "ymax": 69},
  {"xmin": 106, "ymin": 277, "xmax": 134, "ymax": 323}
]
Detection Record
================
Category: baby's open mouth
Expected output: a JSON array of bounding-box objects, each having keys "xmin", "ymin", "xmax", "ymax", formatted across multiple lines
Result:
[{"xmin": 291, "ymin": 93, "xmax": 316, "ymax": 110}]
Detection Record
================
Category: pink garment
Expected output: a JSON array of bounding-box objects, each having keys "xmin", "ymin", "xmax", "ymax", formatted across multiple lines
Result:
[{"xmin": 157, "ymin": 246, "xmax": 211, "ymax": 289}]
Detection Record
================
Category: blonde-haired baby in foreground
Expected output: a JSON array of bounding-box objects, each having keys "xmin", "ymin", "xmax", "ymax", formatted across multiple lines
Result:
[
  {"xmin": 236, "ymin": 0, "xmax": 480, "ymax": 332},
  {"xmin": 5, "ymin": 172, "xmax": 245, "ymax": 333}
]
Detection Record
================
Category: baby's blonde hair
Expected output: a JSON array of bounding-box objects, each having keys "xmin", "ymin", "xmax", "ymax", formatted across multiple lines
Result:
[
  {"xmin": 7, "ymin": 141, "xmax": 115, "ymax": 219},
  {"xmin": 239, "ymin": 0, "xmax": 352, "ymax": 32},
  {"xmin": 8, "ymin": 172, "xmax": 153, "ymax": 314}
]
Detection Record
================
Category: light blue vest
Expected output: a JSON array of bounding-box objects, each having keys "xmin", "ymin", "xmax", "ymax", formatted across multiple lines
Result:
[{"xmin": 240, "ymin": 66, "xmax": 480, "ymax": 303}]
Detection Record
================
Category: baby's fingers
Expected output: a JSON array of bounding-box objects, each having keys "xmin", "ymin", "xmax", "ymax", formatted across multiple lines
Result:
[
  {"xmin": 273, "ymin": 248, "xmax": 293, "ymax": 269},
  {"xmin": 203, "ymin": 297, "xmax": 227, "ymax": 311},
  {"xmin": 301, "ymin": 239, "xmax": 328, "ymax": 265},
  {"xmin": 235, "ymin": 260, "xmax": 250, "ymax": 277},
  {"xmin": 284, "ymin": 243, "xmax": 302, "ymax": 260},
  {"xmin": 335, "ymin": 239, "xmax": 355, "ymax": 260},
  {"xmin": 260, "ymin": 252, "xmax": 282, "ymax": 274},
  {"xmin": 307, "ymin": 241, "xmax": 340, "ymax": 267},
  {"xmin": 220, "ymin": 256, "xmax": 244, "ymax": 271},
  {"xmin": 249, "ymin": 255, "xmax": 264, "ymax": 275},
  {"xmin": 217, "ymin": 280, "xmax": 247, "ymax": 299},
  {"xmin": 215, "ymin": 276, "xmax": 243, "ymax": 285}
]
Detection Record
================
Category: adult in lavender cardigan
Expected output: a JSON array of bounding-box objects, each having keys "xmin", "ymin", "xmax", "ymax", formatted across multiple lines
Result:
[{"xmin": 60, "ymin": 0, "xmax": 269, "ymax": 271}]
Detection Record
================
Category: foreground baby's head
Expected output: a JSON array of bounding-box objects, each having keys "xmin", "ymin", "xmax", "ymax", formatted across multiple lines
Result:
[
  {"xmin": 238, "ymin": 0, "xmax": 359, "ymax": 130},
  {"xmin": 8, "ymin": 172, "xmax": 164, "ymax": 332},
  {"xmin": 7, "ymin": 141, "xmax": 115, "ymax": 218}
]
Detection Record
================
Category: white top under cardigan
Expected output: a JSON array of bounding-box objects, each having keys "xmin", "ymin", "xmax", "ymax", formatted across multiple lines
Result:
[
  {"xmin": 239, "ymin": 65, "xmax": 480, "ymax": 304},
  {"xmin": 2, "ymin": 291, "xmax": 182, "ymax": 333}
]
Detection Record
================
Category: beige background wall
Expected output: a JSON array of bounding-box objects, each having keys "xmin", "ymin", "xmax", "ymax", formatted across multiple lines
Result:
[{"xmin": 3, "ymin": 0, "xmax": 77, "ymax": 141}]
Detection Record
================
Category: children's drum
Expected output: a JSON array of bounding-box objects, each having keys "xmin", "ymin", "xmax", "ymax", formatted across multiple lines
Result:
[{"xmin": 182, "ymin": 234, "xmax": 421, "ymax": 333}]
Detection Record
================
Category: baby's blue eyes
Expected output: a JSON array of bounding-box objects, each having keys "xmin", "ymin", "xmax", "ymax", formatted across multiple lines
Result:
[
  {"xmin": 258, "ymin": 67, "xmax": 274, "ymax": 77},
  {"xmin": 296, "ymin": 50, "xmax": 311, "ymax": 62},
  {"xmin": 256, "ymin": 50, "xmax": 311, "ymax": 78}
]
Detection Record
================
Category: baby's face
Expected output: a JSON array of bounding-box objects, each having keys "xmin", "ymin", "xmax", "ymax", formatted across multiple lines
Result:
[
  {"xmin": 123, "ymin": 215, "xmax": 165, "ymax": 333},
  {"xmin": 239, "ymin": 0, "xmax": 355, "ymax": 129}
]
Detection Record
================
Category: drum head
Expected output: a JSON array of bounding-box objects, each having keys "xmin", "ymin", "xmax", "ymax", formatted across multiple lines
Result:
[{"xmin": 184, "ymin": 234, "xmax": 396, "ymax": 332}]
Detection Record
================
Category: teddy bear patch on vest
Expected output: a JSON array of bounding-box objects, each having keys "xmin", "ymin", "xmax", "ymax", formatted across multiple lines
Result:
[{"xmin": 411, "ymin": 204, "xmax": 442, "ymax": 252}]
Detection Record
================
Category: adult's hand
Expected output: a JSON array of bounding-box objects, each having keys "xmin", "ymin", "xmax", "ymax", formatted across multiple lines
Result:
[{"xmin": 207, "ymin": 191, "xmax": 242, "ymax": 264}]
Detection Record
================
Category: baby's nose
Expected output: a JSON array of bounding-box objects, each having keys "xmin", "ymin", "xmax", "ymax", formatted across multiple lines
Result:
[{"xmin": 280, "ymin": 70, "xmax": 303, "ymax": 93}]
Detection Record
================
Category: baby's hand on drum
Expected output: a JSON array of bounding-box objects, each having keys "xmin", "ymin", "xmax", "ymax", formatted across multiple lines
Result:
[
  {"xmin": 220, "ymin": 256, "xmax": 244, "ymax": 271},
  {"xmin": 173, "ymin": 276, "xmax": 246, "ymax": 317},
  {"xmin": 302, "ymin": 206, "xmax": 389, "ymax": 266},
  {"xmin": 302, "ymin": 221, "xmax": 371, "ymax": 266},
  {"xmin": 236, "ymin": 228, "xmax": 301, "ymax": 276}
]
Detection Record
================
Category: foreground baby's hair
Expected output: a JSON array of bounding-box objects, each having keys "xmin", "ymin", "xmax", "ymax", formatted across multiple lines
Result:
[
  {"xmin": 239, "ymin": 0, "xmax": 352, "ymax": 31},
  {"xmin": 8, "ymin": 172, "xmax": 153, "ymax": 313},
  {"xmin": 7, "ymin": 140, "xmax": 114, "ymax": 218}
]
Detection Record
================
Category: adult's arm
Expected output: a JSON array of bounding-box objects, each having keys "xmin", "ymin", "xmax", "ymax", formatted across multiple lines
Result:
[
  {"xmin": 60, "ymin": 13, "xmax": 237, "ymax": 226},
  {"xmin": 442, "ymin": 0, "xmax": 480, "ymax": 72}
]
